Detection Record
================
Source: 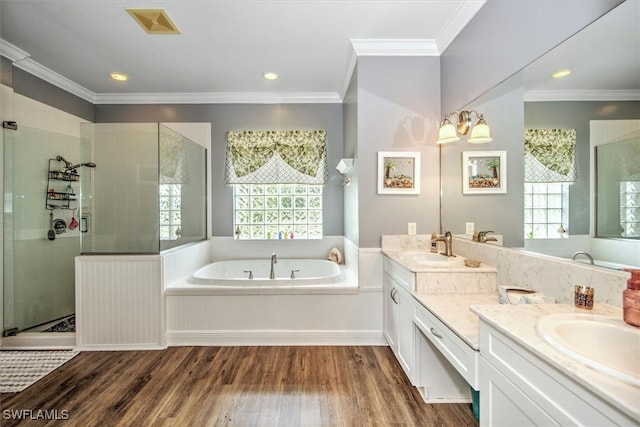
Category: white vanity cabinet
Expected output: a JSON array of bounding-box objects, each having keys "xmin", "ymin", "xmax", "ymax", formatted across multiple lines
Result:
[
  {"xmin": 383, "ymin": 256, "xmax": 417, "ymax": 383},
  {"xmin": 413, "ymin": 303, "xmax": 478, "ymax": 390},
  {"xmin": 479, "ymin": 321, "xmax": 637, "ymax": 426}
]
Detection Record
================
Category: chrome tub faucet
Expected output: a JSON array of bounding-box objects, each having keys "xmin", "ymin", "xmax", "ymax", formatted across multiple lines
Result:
[
  {"xmin": 270, "ymin": 252, "xmax": 278, "ymax": 279},
  {"xmin": 572, "ymin": 251, "xmax": 594, "ymax": 265}
]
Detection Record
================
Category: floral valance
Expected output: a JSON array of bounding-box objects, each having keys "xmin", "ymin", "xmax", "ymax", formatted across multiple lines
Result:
[
  {"xmin": 524, "ymin": 128, "xmax": 577, "ymax": 183},
  {"xmin": 159, "ymin": 125, "xmax": 188, "ymax": 184},
  {"xmin": 225, "ymin": 130, "xmax": 327, "ymax": 185}
]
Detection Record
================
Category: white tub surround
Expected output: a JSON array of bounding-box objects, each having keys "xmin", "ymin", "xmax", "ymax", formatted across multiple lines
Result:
[
  {"xmin": 161, "ymin": 241, "xmax": 211, "ymax": 290},
  {"xmin": 76, "ymin": 255, "xmax": 164, "ymax": 350},
  {"xmin": 452, "ymin": 236, "xmax": 629, "ymax": 307},
  {"xmin": 472, "ymin": 304, "xmax": 638, "ymax": 425},
  {"xmin": 165, "ymin": 236, "xmax": 383, "ymax": 346}
]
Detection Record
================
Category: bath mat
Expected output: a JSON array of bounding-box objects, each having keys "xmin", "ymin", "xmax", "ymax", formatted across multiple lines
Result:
[
  {"xmin": 0, "ymin": 350, "xmax": 79, "ymax": 393},
  {"xmin": 43, "ymin": 315, "xmax": 76, "ymax": 333}
]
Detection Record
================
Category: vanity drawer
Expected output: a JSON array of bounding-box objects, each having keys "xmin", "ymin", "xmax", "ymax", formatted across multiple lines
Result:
[{"xmin": 414, "ymin": 304, "xmax": 478, "ymax": 389}]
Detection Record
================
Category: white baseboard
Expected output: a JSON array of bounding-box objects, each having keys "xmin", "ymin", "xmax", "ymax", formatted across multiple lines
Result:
[
  {"xmin": 166, "ymin": 329, "xmax": 386, "ymax": 346},
  {"xmin": 77, "ymin": 343, "xmax": 167, "ymax": 351}
]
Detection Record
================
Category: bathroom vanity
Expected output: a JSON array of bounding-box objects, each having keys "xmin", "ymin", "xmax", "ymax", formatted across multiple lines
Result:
[
  {"xmin": 381, "ymin": 235, "xmax": 640, "ymax": 425},
  {"xmin": 472, "ymin": 304, "xmax": 639, "ymax": 426},
  {"xmin": 382, "ymin": 244, "xmax": 497, "ymax": 403}
]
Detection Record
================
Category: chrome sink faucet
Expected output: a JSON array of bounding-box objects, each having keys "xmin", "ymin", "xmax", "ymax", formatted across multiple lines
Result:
[
  {"xmin": 572, "ymin": 251, "xmax": 594, "ymax": 265},
  {"xmin": 270, "ymin": 252, "xmax": 278, "ymax": 279},
  {"xmin": 435, "ymin": 231, "xmax": 454, "ymax": 257}
]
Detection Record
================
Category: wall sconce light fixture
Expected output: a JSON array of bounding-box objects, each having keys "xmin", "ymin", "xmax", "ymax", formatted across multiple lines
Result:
[
  {"xmin": 437, "ymin": 110, "xmax": 493, "ymax": 144},
  {"xmin": 336, "ymin": 158, "xmax": 354, "ymax": 186}
]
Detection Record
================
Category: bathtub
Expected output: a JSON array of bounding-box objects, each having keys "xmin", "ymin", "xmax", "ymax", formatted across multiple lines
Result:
[{"xmin": 167, "ymin": 258, "xmax": 355, "ymax": 295}]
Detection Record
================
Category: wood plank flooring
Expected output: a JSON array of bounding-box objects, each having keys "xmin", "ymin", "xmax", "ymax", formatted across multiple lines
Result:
[{"xmin": 0, "ymin": 346, "xmax": 478, "ymax": 426}]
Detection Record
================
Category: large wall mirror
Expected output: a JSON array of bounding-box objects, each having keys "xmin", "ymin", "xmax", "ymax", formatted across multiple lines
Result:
[{"xmin": 441, "ymin": 0, "xmax": 640, "ymax": 269}]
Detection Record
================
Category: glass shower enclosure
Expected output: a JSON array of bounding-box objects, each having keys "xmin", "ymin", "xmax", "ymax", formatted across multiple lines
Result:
[
  {"xmin": 3, "ymin": 126, "xmax": 91, "ymax": 335},
  {"xmin": 3, "ymin": 123, "xmax": 207, "ymax": 336},
  {"xmin": 80, "ymin": 123, "xmax": 207, "ymax": 253}
]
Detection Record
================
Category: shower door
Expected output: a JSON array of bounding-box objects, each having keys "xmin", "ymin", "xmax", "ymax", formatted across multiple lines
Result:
[{"xmin": 3, "ymin": 125, "xmax": 90, "ymax": 334}]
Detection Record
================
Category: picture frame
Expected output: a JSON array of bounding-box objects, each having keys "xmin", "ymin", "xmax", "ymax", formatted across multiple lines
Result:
[
  {"xmin": 377, "ymin": 151, "xmax": 420, "ymax": 195},
  {"xmin": 462, "ymin": 151, "xmax": 507, "ymax": 194}
]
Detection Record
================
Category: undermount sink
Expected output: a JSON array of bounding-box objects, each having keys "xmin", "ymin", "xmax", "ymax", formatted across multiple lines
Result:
[
  {"xmin": 397, "ymin": 251, "xmax": 464, "ymax": 266},
  {"xmin": 536, "ymin": 313, "xmax": 640, "ymax": 386}
]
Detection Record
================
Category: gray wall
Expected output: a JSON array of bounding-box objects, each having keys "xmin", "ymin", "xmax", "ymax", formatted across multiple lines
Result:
[
  {"xmin": 95, "ymin": 103, "xmax": 344, "ymax": 237},
  {"xmin": 0, "ymin": 56, "xmax": 11, "ymax": 87},
  {"xmin": 343, "ymin": 66, "xmax": 359, "ymax": 246},
  {"xmin": 441, "ymin": 0, "xmax": 622, "ymax": 114},
  {"xmin": 441, "ymin": 73, "xmax": 525, "ymax": 247},
  {"xmin": 12, "ymin": 68, "xmax": 95, "ymax": 122},
  {"xmin": 525, "ymin": 100, "xmax": 640, "ymax": 235},
  {"xmin": 355, "ymin": 56, "xmax": 441, "ymax": 248}
]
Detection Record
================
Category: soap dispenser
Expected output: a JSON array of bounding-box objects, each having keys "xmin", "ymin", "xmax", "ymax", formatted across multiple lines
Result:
[{"xmin": 623, "ymin": 269, "xmax": 640, "ymax": 327}]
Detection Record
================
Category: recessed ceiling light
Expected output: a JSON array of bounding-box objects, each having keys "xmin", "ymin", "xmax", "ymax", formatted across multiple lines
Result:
[
  {"xmin": 263, "ymin": 72, "xmax": 279, "ymax": 81},
  {"xmin": 551, "ymin": 69, "xmax": 572, "ymax": 79},
  {"xmin": 109, "ymin": 72, "xmax": 129, "ymax": 82}
]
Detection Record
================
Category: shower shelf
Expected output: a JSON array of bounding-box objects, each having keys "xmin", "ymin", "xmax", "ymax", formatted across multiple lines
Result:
[{"xmin": 46, "ymin": 158, "xmax": 80, "ymax": 210}]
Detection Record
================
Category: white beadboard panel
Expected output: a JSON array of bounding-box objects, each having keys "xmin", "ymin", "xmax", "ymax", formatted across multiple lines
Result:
[
  {"xmin": 76, "ymin": 255, "xmax": 165, "ymax": 349},
  {"xmin": 166, "ymin": 291, "xmax": 383, "ymax": 345},
  {"xmin": 358, "ymin": 248, "xmax": 384, "ymax": 289},
  {"xmin": 161, "ymin": 241, "xmax": 211, "ymax": 288}
]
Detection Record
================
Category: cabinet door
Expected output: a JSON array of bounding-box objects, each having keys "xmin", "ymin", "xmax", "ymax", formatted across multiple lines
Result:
[
  {"xmin": 383, "ymin": 273, "xmax": 398, "ymax": 352},
  {"xmin": 396, "ymin": 286, "xmax": 415, "ymax": 383},
  {"xmin": 479, "ymin": 356, "xmax": 557, "ymax": 427}
]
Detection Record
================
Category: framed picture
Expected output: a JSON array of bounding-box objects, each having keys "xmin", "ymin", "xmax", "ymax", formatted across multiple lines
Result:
[
  {"xmin": 462, "ymin": 151, "xmax": 507, "ymax": 194},
  {"xmin": 377, "ymin": 151, "xmax": 420, "ymax": 195}
]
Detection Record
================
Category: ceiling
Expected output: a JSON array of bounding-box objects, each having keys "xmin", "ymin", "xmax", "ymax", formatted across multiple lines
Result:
[
  {"xmin": 0, "ymin": 0, "xmax": 486, "ymax": 104},
  {"xmin": 523, "ymin": 0, "xmax": 639, "ymax": 101}
]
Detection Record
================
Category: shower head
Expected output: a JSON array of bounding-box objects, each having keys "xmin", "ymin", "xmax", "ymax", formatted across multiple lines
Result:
[
  {"xmin": 65, "ymin": 162, "xmax": 97, "ymax": 171},
  {"xmin": 55, "ymin": 155, "xmax": 72, "ymax": 168}
]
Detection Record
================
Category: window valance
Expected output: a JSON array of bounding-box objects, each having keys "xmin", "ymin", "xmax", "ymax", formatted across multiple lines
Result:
[
  {"xmin": 225, "ymin": 130, "xmax": 327, "ymax": 185},
  {"xmin": 159, "ymin": 125, "xmax": 188, "ymax": 184},
  {"xmin": 524, "ymin": 128, "xmax": 577, "ymax": 183}
]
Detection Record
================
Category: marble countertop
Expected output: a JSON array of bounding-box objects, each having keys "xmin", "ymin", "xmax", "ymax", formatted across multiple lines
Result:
[
  {"xmin": 382, "ymin": 249, "xmax": 497, "ymax": 273},
  {"xmin": 470, "ymin": 303, "xmax": 640, "ymax": 422},
  {"xmin": 413, "ymin": 291, "xmax": 498, "ymax": 350}
]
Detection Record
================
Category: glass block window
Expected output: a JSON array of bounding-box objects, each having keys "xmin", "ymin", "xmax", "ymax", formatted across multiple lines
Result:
[
  {"xmin": 233, "ymin": 184, "xmax": 323, "ymax": 240},
  {"xmin": 620, "ymin": 181, "xmax": 640, "ymax": 237},
  {"xmin": 160, "ymin": 184, "xmax": 181, "ymax": 240},
  {"xmin": 524, "ymin": 183, "xmax": 569, "ymax": 239}
]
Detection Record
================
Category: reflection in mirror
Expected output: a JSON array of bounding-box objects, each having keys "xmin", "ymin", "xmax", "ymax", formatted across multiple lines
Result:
[
  {"xmin": 440, "ymin": 1, "xmax": 640, "ymax": 269},
  {"xmin": 593, "ymin": 122, "xmax": 640, "ymax": 239}
]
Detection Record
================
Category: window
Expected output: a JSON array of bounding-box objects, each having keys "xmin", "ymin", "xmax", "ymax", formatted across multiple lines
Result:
[
  {"xmin": 524, "ymin": 182, "xmax": 569, "ymax": 239},
  {"xmin": 620, "ymin": 181, "xmax": 640, "ymax": 237},
  {"xmin": 160, "ymin": 183, "xmax": 181, "ymax": 240},
  {"xmin": 233, "ymin": 183, "xmax": 322, "ymax": 239}
]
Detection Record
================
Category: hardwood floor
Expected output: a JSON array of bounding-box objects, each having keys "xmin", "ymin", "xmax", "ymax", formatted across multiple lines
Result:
[{"xmin": 1, "ymin": 346, "xmax": 478, "ymax": 426}]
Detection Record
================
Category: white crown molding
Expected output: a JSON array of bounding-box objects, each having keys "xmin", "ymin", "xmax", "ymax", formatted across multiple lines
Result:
[
  {"xmin": 435, "ymin": 0, "xmax": 486, "ymax": 53},
  {"xmin": 343, "ymin": 38, "xmax": 441, "ymax": 100},
  {"xmin": 0, "ymin": 39, "xmax": 30, "ymax": 62},
  {"xmin": 1, "ymin": 38, "xmax": 97, "ymax": 103},
  {"xmin": 350, "ymin": 39, "xmax": 440, "ymax": 57},
  {"xmin": 94, "ymin": 91, "xmax": 342, "ymax": 104},
  {"xmin": 525, "ymin": 89, "xmax": 640, "ymax": 102}
]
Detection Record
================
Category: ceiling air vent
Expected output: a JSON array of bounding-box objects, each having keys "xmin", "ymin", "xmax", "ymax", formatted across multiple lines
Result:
[{"xmin": 126, "ymin": 8, "xmax": 180, "ymax": 34}]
